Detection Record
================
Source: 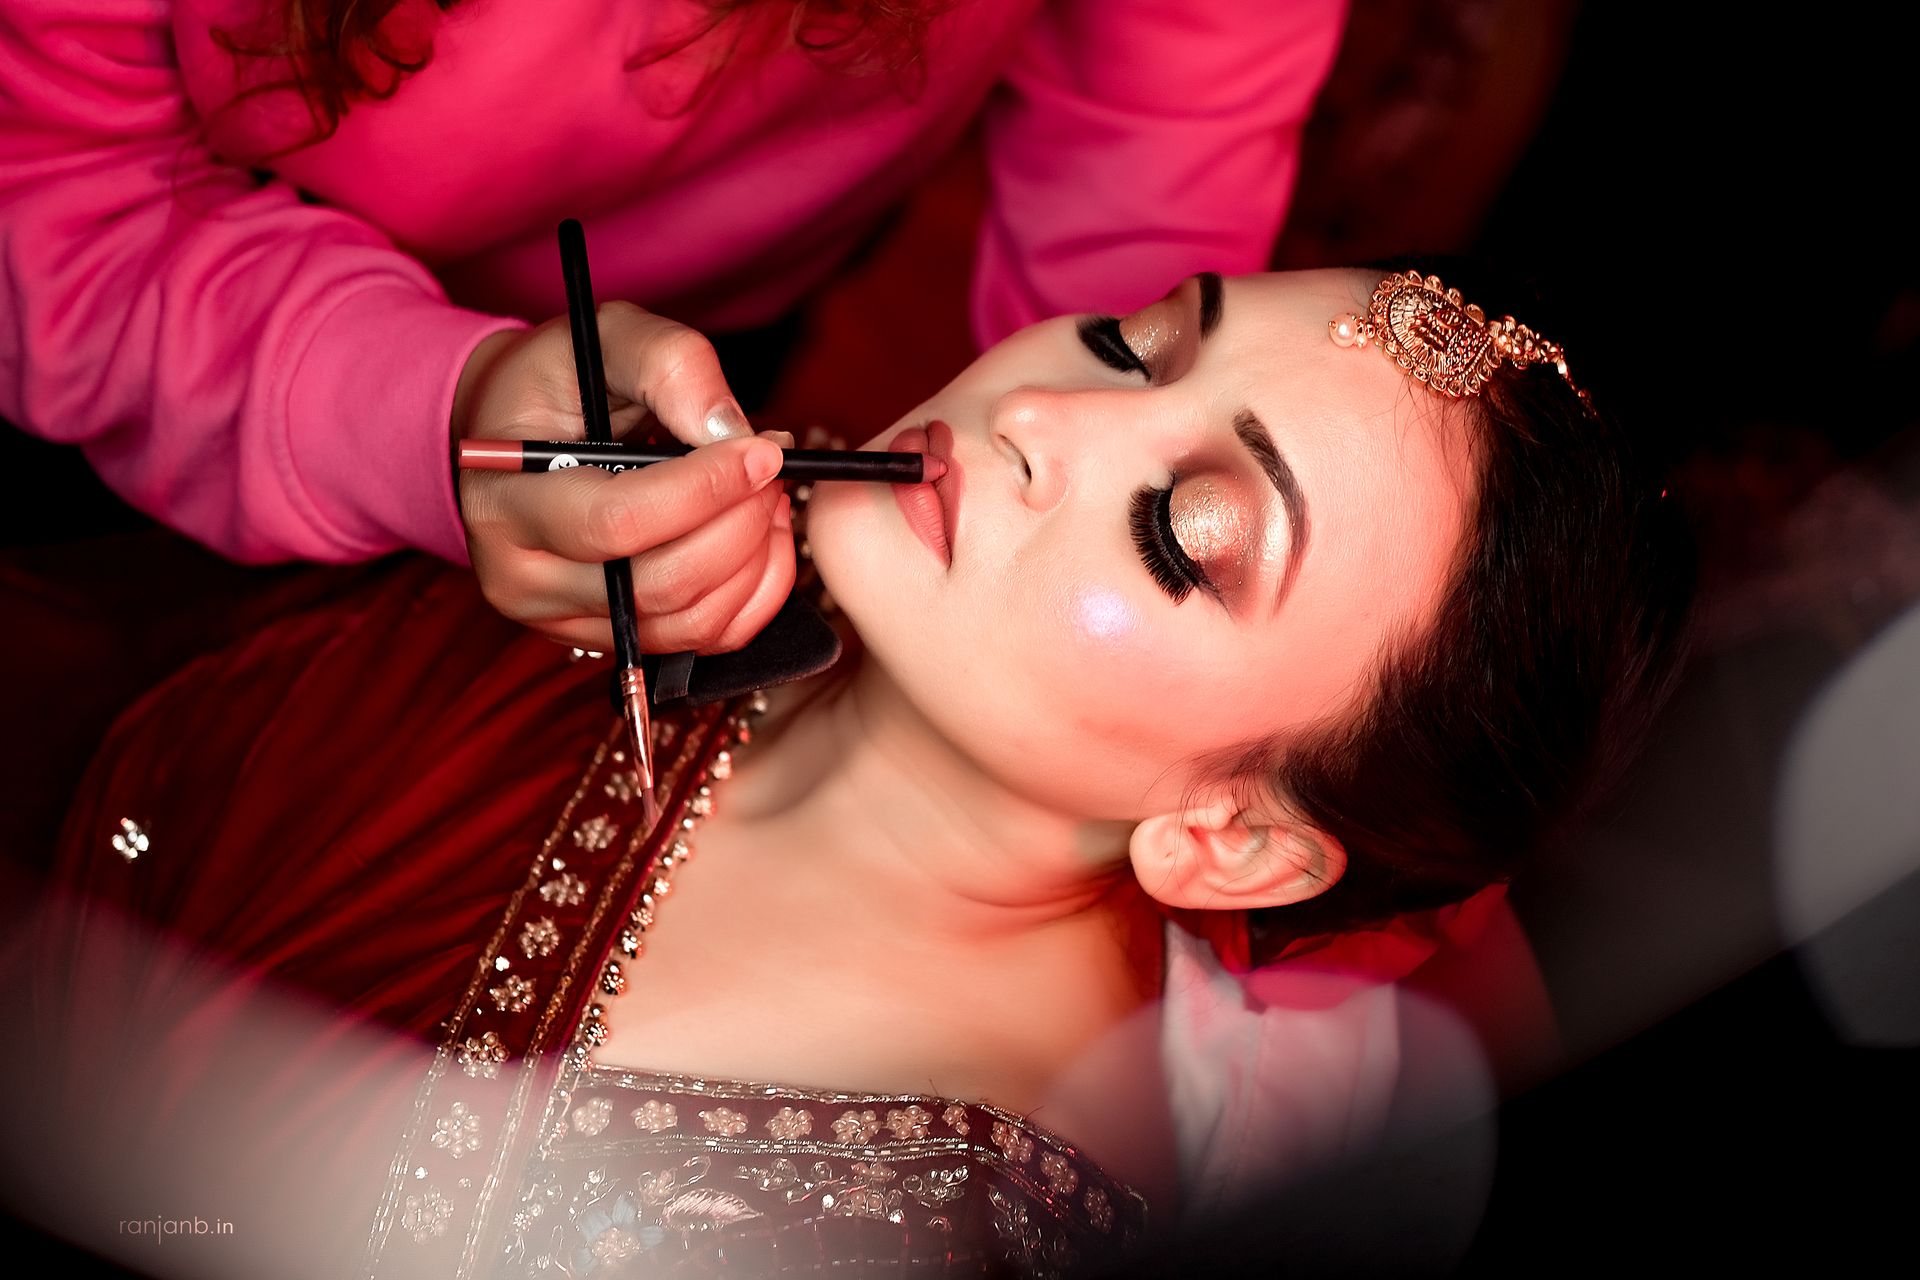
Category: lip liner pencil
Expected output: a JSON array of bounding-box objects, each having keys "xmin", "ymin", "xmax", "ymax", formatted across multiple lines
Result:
[
  {"xmin": 558, "ymin": 219, "xmax": 662, "ymax": 829},
  {"xmin": 457, "ymin": 439, "xmax": 947, "ymax": 484}
]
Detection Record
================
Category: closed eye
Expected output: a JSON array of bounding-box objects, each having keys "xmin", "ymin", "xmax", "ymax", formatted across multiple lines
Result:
[{"xmin": 1076, "ymin": 316, "xmax": 1150, "ymax": 380}]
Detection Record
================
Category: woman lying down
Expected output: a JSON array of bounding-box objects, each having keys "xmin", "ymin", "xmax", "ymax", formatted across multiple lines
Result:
[{"xmin": 23, "ymin": 266, "xmax": 1690, "ymax": 1278}]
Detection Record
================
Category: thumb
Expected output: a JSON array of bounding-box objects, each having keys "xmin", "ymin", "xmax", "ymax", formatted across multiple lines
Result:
[
  {"xmin": 594, "ymin": 304, "xmax": 754, "ymax": 446},
  {"xmin": 519, "ymin": 434, "xmax": 787, "ymax": 561}
]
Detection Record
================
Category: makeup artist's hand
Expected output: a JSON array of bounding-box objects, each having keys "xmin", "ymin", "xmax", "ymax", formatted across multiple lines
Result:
[{"xmin": 452, "ymin": 302, "xmax": 795, "ymax": 654}]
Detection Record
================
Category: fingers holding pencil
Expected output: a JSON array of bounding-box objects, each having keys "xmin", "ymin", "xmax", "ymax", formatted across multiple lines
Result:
[
  {"xmin": 451, "ymin": 281, "xmax": 801, "ymax": 651},
  {"xmin": 500, "ymin": 504, "xmax": 796, "ymax": 658},
  {"xmin": 465, "ymin": 431, "xmax": 795, "ymax": 653}
]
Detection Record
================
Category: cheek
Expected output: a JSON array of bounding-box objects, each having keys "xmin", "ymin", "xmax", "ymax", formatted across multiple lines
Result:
[
  {"xmin": 1029, "ymin": 552, "xmax": 1150, "ymax": 662},
  {"xmin": 1024, "ymin": 570, "xmax": 1172, "ymax": 743},
  {"xmin": 1065, "ymin": 584, "xmax": 1143, "ymax": 647}
]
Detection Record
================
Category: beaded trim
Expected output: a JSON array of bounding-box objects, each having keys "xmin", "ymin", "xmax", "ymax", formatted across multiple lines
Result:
[
  {"xmin": 361, "ymin": 698, "xmax": 737, "ymax": 1278},
  {"xmin": 562, "ymin": 691, "xmax": 767, "ymax": 1075}
]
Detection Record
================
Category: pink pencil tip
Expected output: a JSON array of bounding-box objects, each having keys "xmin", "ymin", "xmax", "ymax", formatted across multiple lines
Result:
[{"xmin": 920, "ymin": 454, "xmax": 948, "ymax": 482}]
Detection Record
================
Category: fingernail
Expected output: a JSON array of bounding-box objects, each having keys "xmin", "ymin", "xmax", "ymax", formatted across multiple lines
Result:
[
  {"xmin": 702, "ymin": 401, "xmax": 752, "ymax": 442},
  {"xmin": 745, "ymin": 439, "xmax": 784, "ymax": 487},
  {"xmin": 762, "ymin": 429, "xmax": 796, "ymax": 449},
  {"xmin": 773, "ymin": 494, "xmax": 793, "ymax": 531}
]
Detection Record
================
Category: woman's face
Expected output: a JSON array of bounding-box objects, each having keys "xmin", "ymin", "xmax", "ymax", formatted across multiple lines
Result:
[{"xmin": 806, "ymin": 269, "xmax": 1478, "ymax": 822}]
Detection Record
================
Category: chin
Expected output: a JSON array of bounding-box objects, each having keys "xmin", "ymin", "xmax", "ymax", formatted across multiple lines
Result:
[{"xmin": 804, "ymin": 480, "xmax": 912, "ymax": 633}]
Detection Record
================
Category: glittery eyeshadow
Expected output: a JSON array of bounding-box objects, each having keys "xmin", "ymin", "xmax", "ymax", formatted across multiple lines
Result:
[
  {"xmin": 1169, "ymin": 477, "xmax": 1250, "ymax": 592},
  {"xmin": 1120, "ymin": 313, "xmax": 1182, "ymax": 375}
]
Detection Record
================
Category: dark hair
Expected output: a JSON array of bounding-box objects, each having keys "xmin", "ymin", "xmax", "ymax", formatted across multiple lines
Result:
[
  {"xmin": 1232, "ymin": 261, "xmax": 1694, "ymax": 963},
  {"xmin": 210, "ymin": 1, "xmax": 945, "ymax": 158}
]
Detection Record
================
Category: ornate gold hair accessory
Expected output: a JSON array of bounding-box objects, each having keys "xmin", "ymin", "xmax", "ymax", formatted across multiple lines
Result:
[{"xmin": 1329, "ymin": 269, "xmax": 1587, "ymax": 404}]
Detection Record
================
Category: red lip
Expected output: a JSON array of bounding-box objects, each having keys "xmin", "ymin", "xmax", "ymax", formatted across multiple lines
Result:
[
  {"xmin": 926, "ymin": 420, "xmax": 960, "ymax": 560},
  {"xmin": 886, "ymin": 425, "xmax": 950, "ymax": 567}
]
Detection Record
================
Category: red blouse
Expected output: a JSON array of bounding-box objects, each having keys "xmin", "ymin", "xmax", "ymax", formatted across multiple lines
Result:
[{"xmin": 37, "ymin": 559, "xmax": 1144, "ymax": 1277}]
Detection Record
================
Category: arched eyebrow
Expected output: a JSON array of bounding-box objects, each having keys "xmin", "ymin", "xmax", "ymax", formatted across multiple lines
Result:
[
  {"xmin": 1233, "ymin": 409, "xmax": 1310, "ymax": 610},
  {"xmin": 1187, "ymin": 273, "xmax": 1308, "ymax": 610}
]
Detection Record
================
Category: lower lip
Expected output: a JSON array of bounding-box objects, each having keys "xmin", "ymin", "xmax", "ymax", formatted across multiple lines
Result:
[{"xmin": 887, "ymin": 427, "xmax": 949, "ymax": 567}]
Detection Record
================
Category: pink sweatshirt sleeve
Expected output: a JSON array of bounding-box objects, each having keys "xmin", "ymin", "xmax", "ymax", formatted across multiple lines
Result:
[
  {"xmin": 0, "ymin": 1, "xmax": 523, "ymax": 565},
  {"xmin": 973, "ymin": 0, "xmax": 1347, "ymax": 344}
]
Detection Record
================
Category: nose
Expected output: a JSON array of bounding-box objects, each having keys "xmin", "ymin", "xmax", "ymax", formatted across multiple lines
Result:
[{"xmin": 988, "ymin": 386, "xmax": 1098, "ymax": 513}]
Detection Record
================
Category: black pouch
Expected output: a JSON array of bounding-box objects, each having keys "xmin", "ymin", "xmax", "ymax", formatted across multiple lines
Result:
[{"xmin": 630, "ymin": 590, "xmax": 841, "ymax": 710}]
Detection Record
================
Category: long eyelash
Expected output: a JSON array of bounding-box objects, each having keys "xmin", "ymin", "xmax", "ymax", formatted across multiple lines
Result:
[
  {"xmin": 1129, "ymin": 483, "xmax": 1204, "ymax": 603},
  {"xmin": 1077, "ymin": 315, "xmax": 1150, "ymax": 379}
]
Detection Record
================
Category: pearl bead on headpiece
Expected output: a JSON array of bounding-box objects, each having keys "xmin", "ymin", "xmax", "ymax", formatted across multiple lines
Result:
[{"xmin": 1329, "ymin": 269, "xmax": 1589, "ymax": 406}]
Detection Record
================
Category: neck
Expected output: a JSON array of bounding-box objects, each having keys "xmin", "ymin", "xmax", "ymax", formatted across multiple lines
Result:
[{"xmin": 720, "ymin": 656, "xmax": 1155, "ymax": 955}]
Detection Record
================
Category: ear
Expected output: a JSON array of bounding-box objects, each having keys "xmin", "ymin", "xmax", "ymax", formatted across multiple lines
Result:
[{"xmin": 1128, "ymin": 789, "xmax": 1345, "ymax": 911}]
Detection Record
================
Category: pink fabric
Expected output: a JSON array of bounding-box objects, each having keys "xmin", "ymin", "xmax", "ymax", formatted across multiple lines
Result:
[
  {"xmin": 1160, "ymin": 920, "xmax": 1402, "ymax": 1219},
  {"xmin": 1160, "ymin": 886, "xmax": 1519, "ymax": 1215},
  {"xmin": 0, "ymin": 0, "xmax": 1342, "ymax": 566}
]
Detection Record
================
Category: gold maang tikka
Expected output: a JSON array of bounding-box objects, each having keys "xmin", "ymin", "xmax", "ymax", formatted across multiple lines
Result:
[{"xmin": 1329, "ymin": 268, "xmax": 1588, "ymax": 405}]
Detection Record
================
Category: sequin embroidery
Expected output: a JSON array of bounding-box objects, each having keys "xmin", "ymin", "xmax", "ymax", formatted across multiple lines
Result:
[
  {"xmin": 456, "ymin": 1032, "xmax": 507, "ymax": 1080},
  {"xmin": 765, "ymin": 1106, "xmax": 813, "ymax": 1140},
  {"xmin": 518, "ymin": 917, "xmax": 561, "ymax": 959},
  {"xmin": 538, "ymin": 873, "xmax": 588, "ymax": 906},
  {"xmin": 832, "ymin": 1108, "xmax": 882, "ymax": 1144},
  {"xmin": 631, "ymin": 1100, "xmax": 678, "ymax": 1133},
  {"xmin": 488, "ymin": 975, "xmax": 535, "ymax": 1014}
]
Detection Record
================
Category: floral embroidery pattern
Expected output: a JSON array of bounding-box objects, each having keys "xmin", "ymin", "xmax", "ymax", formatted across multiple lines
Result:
[
  {"xmin": 824, "ymin": 1160, "xmax": 902, "ymax": 1222},
  {"xmin": 401, "ymin": 1188, "xmax": 452, "ymax": 1243},
  {"xmin": 603, "ymin": 769, "xmax": 638, "ymax": 802},
  {"xmin": 942, "ymin": 1104, "xmax": 970, "ymax": 1136},
  {"xmin": 570, "ymin": 1097, "xmax": 613, "ymax": 1138},
  {"xmin": 573, "ymin": 1191, "xmax": 657, "ymax": 1271},
  {"xmin": 990, "ymin": 1120, "xmax": 1034, "ymax": 1166},
  {"xmin": 631, "ymin": 1100, "xmax": 678, "ymax": 1133},
  {"xmin": 735, "ymin": 1156, "xmax": 804, "ymax": 1194},
  {"xmin": 429, "ymin": 1102, "xmax": 482, "ymax": 1159},
  {"xmin": 490, "ymin": 975, "xmax": 536, "ymax": 1013},
  {"xmin": 885, "ymin": 1105, "xmax": 932, "ymax": 1140},
  {"xmin": 572, "ymin": 814, "xmax": 618, "ymax": 851},
  {"xmin": 831, "ymin": 1109, "xmax": 881, "ymax": 1144},
  {"xmin": 520, "ymin": 917, "xmax": 561, "ymax": 959},
  {"xmin": 765, "ymin": 1107, "xmax": 812, "ymax": 1140},
  {"xmin": 456, "ymin": 1032, "xmax": 508, "ymax": 1080},
  {"xmin": 699, "ymin": 1106, "xmax": 748, "ymax": 1136},
  {"xmin": 1084, "ymin": 1184, "xmax": 1114, "ymax": 1233},
  {"xmin": 539, "ymin": 873, "xmax": 589, "ymax": 906},
  {"xmin": 637, "ymin": 1167, "xmax": 680, "ymax": 1205},
  {"xmin": 590, "ymin": 1227, "xmax": 642, "ymax": 1264},
  {"xmin": 903, "ymin": 1165, "xmax": 970, "ymax": 1209},
  {"xmin": 1039, "ymin": 1150, "xmax": 1078, "ymax": 1196}
]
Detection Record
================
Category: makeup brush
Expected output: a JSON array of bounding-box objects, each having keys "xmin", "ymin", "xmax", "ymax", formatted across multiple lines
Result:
[{"xmin": 558, "ymin": 219, "xmax": 661, "ymax": 828}]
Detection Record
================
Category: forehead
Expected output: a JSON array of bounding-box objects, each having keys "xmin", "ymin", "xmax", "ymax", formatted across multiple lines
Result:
[{"xmin": 1214, "ymin": 270, "xmax": 1480, "ymax": 711}]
